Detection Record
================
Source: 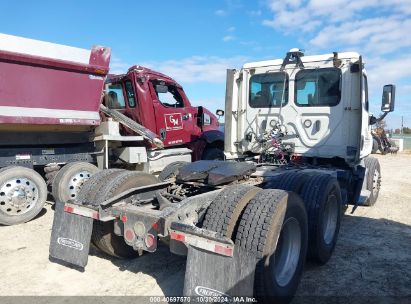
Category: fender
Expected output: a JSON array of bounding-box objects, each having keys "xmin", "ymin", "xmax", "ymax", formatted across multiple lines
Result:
[
  {"xmin": 189, "ymin": 130, "xmax": 224, "ymax": 161},
  {"xmin": 201, "ymin": 130, "xmax": 224, "ymax": 145}
]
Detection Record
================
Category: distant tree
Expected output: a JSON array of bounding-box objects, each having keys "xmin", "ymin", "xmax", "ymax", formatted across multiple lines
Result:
[
  {"xmin": 403, "ymin": 127, "xmax": 411, "ymax": 134},
  {"xmin": 394, "ymin": 128, "xmax": 401, "ymax": 134}
]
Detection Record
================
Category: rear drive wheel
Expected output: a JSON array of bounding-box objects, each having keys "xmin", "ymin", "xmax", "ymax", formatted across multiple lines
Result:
[
  {"xmin": 91, "ymin": 171, "xmax": 159, "ymax": 258},
  {"xmin": 0, "ymin": 166, "xmax": 47, "ymax": 225},
  {"xmin": 77, "ymin": 169, "xmax": 123, "ymax": 205},
  {"xmin": 235, "ymin": 189, "xmax": 308, "ymax": 303},
  {"xmin": 202, "ymin": 184, "xmax": 261, "ymax": 239},
  {"xmin": 363, "ymin": 157, "xmax": 381, "ymax": 206},
  {"xmin": 275, "ymin": 172, "xmax": 311, "ymax": 194},
  {"xmin": 300, "ymin": 174, "xmax": 342, "ymax": 264},
  {"xmin": 52, "ymin": 162, "xmax": 99, "ymax": 203}
]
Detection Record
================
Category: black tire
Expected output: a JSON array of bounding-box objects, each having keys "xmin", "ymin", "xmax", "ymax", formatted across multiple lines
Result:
[
  {"xmin": 236, "ymin": 190, "xmax": 308, "ymax": 303},
  {"xmin": 202, "ymin": 147, "xmax": 224, "ymax": 160},
  {"xmin": 92, "ymin": 171, "xmax": 159, "ymax": 258},
  {"xmin": 372, "ymin": 138, "xmax": 379, "ymax": 154},
  {"xmin": 202, "ymin": 185, "xmax": 261, "ymax": 239},
  {"xmin": 0, "ymin": 166, "xmax": 47, "ymax": 225},
  {"xmin": 77, "ymin": 169, "xmax": 124, "ymax": 205},
  {"xmin": 300, "ymin": 174, "xmax": 342, "ymax": 264},
  {"xmin": 158, "ymin": 161, "xmax": 188, "ymax": 181},
  {"xmin": 44, "ymin": 165, "xmax": 61, "ymax": 189},
  {"xmin": 52, "ymin": 162, "xmax": 100, "ymax": 203},
  {"xmin": 276, "ymin": 172, "xmax": 311, "ymax": 194},
  {"xmin": 363, "ymin": 157, "xmax": 381, "ymax": 206}
]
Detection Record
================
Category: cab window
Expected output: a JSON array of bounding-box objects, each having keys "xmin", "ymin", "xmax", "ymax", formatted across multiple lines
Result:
[
  {"xmin": 295, "ymin": 68, "xmax": 341, "ymax": 107},
  {"xmin": 154, "ymin": 82, "xmax": 185, "ymax": 108},
  {"xmin": 106, "ymin": 83, "xmax": 126, "ymax": 109},
  {"xmin": 249, "ymin": 72, "xmax": 288, "ymax": 108},
  {"xmin": 125, "ymin": 80, "xmax": 136, "ymax": 108}
]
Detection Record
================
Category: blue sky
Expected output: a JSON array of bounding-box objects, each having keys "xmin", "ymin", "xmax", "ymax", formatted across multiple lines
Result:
[{"xmin": 1, "ymin": 0, "xmax": 410, "ymax": 128}]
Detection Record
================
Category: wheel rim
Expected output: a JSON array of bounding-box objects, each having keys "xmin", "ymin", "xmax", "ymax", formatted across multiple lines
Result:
[
  {"xmin": 372, "ymin": 170, "xmax": 381, "ymax": 197},
  {"xmin": 322, "ymin": 193, "xmax": 338, "ymax": 245},
  {"xmin": 0, "ymin": 177, "xmax": 39, "ymax": 215},
  {"xmin": 67, "ymin": 171, "xmax": 93, "ymax": 200},
  {"xmin": 272, "ymin": 217, "xmax": 301, "ymax": 287}
]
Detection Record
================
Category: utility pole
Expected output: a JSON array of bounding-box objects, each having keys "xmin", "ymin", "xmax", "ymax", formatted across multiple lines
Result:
[{"xmin": 401, "ymin": 116, "xmax": 404, "ymax": 136}]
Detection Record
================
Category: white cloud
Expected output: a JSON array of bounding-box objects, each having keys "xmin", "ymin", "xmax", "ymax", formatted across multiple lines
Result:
[
  {"xmin": 227, "ymin": 26, "xmax": 236, "ymax": 32},
  {"xmin": 215, "ymin": 9, "xmax": 227, "ymax": 16},
  {"xmin": 248, "ymin": 10, "xmax": 262, "ymax": 16},
  {"xmin": 265, "ymin": 0, "xmax": 411, "ymax": 32},
  {"xmin": 222, "ymin": 35, "xmax": 235, "ymax": 42},
  {"xmin": 142, "ymin": 55, "xmax": 248, "ymax": 84},
  {"xmin": 366, "ymin": 55, "xmax": 411, "ymax": 96},
  {"xmin": 309, "ymin": 16, "xmax": 411, "ymax": 55},
  {"xmin": 109, "ymin": 56, "xmax": 130, "ymax": 74}
]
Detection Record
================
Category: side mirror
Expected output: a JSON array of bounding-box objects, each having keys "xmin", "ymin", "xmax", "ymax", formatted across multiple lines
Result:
[
  {"xmin": 381, "ymin": 84, "xmax": 395, "ymax": 112},
  {"xmin": 156, "ymin": 84, "xmax": 168, "ymax": 94},
  {"xmin": 216, "ymin": 109, "xmax": 225, "ymax": 117}
]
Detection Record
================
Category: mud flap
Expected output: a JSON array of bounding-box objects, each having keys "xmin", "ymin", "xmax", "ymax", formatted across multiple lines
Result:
[
  {"xmin": 49, "ymin": 202, "xmax": 93, "ymax": 268},
  {"xmin": 184, "ymin": 244, "xmax": 257, "ymax": 301}
]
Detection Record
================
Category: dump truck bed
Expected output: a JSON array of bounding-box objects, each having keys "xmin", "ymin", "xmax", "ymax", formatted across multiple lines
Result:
[{"xmin": 0, "ymin": 33, "xmax": 110, "ymax": 130}]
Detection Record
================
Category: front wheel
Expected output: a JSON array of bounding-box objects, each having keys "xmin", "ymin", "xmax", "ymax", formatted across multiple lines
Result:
[
  {"xmin": 202, "ymin": 147, "xmax": 224, "ymax": 160},
  {"xmin": 363, "ymin": 157, "xmax": 381, "ymax": 206}
]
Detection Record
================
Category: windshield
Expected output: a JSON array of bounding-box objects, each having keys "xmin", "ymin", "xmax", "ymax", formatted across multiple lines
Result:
[{"xmin": 249, "ymin": 72, "xmax": 288, "ymax": 108}]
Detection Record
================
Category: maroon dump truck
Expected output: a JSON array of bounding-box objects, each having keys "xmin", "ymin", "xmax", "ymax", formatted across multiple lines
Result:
[{"xmin": 0, "ymin": 33, "xmax": 223, "ymax": 225}]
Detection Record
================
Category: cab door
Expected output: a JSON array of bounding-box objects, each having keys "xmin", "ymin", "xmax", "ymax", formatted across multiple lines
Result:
[
  {"xmin": 290, "ymin": 67, "xmax": 346, "ymax": 156},
  {"xmin": 151, "ymin": 82, "xmax": 198, "ymax": 147},
  {"xmin": 105, "ymin": 79, "xmax": 140, "ymax": 136}
]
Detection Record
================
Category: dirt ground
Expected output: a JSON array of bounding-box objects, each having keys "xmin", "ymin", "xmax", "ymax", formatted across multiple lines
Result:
[{"xmin": 0, "ymin": 154, "xmax": 410, "ymax": 301}]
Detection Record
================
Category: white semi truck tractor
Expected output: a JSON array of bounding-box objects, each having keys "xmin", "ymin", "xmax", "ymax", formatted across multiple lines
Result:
[{"xmin": 49, "ymin": 50, "xmax": 395, "ymax": 303}]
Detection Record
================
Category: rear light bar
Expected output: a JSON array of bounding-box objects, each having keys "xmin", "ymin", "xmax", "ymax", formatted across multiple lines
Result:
[{"xmin": 170, "ymin": 230, "xmax": 234, "ymax": 257}]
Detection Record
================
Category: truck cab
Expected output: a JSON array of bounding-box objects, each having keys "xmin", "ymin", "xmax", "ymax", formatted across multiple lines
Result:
[
  {"xmin": 224, "ymin": 50, "xmax": 395, "ymax": 166},
  {"xmin": 104, "ymin": 66, "xmax": 223, "ymax": 160}
]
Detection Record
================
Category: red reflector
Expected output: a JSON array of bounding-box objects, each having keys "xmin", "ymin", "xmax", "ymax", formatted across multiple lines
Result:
[
  {"xmin": 170, "ymin": 231, "xmax": 185, "ymax": 242},
  {"xmin": 64, "ymin": 205, "xmax": 74, "ymax": 213},
  {"xmin": 125, "ymin": 229, "xmax": 134, "ymax": 242},
  {"xmin": 152, "ymin": 222, "xmax": 159, "ymax": 231},
  {"xmin": 121, "ymin": 215, "xmax": 128, "ymax": 223},
  {"xmin": 214, "ymin": 244, "xmax": 233, "ymax": 257}
]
